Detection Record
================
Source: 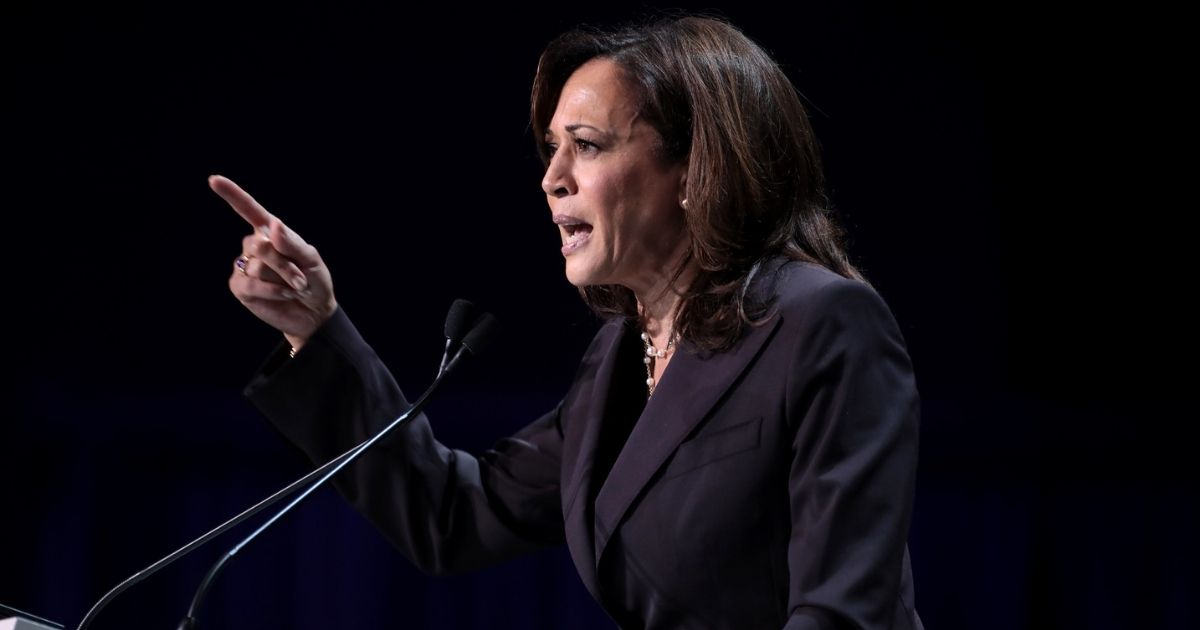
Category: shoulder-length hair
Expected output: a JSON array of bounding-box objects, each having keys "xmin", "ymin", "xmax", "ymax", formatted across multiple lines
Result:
[{"xmin": 531, "ymin": 15, "xmax": 867, "ymax": 350}]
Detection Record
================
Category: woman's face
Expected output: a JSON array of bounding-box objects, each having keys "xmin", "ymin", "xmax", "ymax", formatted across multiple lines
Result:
[{"xmin": 541, "ymin": 58, "xmax": 688, "ymax": 294}]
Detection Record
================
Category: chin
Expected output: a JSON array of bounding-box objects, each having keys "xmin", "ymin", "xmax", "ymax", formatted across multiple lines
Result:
[
  {"xmin": 563, "ymin": 266, "xmax": 589, "ymax": 287},
  {"xmin": 563, "ymin": 260, "xmax": 607, "ymax": 288}
]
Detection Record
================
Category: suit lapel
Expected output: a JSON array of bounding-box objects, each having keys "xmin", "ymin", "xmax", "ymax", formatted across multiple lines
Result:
[
  {"xmin": 592, "ymin": 313, "xmax": 782, "ymax": 564},
  {"xmin": 560, "ymin": 318, "xmax": 626, "ymax": 600}
]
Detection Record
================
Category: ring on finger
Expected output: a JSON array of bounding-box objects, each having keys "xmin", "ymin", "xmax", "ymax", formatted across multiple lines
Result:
[{"xmin": 235, "ymin": 254, "xmax": 252, "ymax": 275}]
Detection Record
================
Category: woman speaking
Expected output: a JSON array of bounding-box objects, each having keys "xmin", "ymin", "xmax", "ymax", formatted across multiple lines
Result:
[{"xmin": 214, "ymin": 15, "xmax": 924, "ymax": 630}]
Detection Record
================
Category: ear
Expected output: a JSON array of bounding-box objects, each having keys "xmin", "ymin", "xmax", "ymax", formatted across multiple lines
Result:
[{"xmin": 677, "ymin": 166, "xmax": 689, "ymax": 207}]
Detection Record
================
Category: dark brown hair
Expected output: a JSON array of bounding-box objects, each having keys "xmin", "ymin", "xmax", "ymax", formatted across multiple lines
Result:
[{"xmin": 531, "ymin": 15, "xmax": 867, "ymax": 350}]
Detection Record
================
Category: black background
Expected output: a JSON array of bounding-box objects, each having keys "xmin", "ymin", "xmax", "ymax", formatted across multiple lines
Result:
[{"xmin": 2, "ymin": 2, "xmax": 1192, "ymax": 629}]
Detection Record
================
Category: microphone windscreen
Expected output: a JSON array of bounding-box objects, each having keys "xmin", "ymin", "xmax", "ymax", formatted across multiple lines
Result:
[
  {"xmin": 444, "ymin": 299, "xmax": 478, "ymax": 341},
  {"xmin": 461, "ymin": 312, "xmax": 499, "ymax": 356}
]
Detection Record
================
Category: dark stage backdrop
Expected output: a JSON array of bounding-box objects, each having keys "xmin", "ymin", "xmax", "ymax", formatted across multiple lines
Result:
[{"xmin": 2, "ymin": 2, "xmax": 1191, "ymax": 629}]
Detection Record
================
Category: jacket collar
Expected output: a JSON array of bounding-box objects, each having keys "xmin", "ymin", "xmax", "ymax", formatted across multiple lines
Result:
[
  {"xmin": 561, "ymin": 318, "xmax": 626, "ymax": 600},
  {"xmin": 590, "ymin": 312, "xmax": 781, "ymax": 564},
  {"xmin": 561, "ymin": 257, "xmax": 791, "ymax": 589}
]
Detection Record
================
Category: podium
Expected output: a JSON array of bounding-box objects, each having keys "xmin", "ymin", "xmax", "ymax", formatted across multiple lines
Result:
[
  {"xmin": 1, "ymin": 619, "xmax": 61, "ymax": 630},
  {"xmin": 0, "ymin": 605, "xmax": 61, "ymax": 630}
]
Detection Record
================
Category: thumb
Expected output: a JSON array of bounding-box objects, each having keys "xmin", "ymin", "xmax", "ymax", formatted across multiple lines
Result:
[{"xmin": 267, "ymin": 218, "xmax": 318, "ymax": 265}]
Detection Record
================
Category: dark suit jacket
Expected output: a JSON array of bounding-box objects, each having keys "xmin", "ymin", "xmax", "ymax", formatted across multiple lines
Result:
[{"xmin": 246, "ymin": 259, "xmax": 924, "ymax": 630}]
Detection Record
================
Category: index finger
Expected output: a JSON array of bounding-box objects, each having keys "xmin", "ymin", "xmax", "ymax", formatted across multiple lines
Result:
[{"xmin": 209, "ymin": 174, "xmax": 275, "ymax": 229}]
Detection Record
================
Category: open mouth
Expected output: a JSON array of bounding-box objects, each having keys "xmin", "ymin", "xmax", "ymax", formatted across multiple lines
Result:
[
  {"xmin": 562, "ymin": 221, "xmax": 593, "ymax": 243},
  {"xmin": 554, "ymin": 215, "xmax": 593, "ymax": 252}
]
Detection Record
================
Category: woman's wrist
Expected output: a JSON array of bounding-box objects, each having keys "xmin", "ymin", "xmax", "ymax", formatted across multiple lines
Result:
[{"xmin": 284, "ymin": 333, "xmax": 307, "ymax": 357}]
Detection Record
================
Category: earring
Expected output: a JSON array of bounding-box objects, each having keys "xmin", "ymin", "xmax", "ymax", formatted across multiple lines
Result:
[{"xmin": 681, "ymin": 198, "xmax": 689, "ymax": 209}]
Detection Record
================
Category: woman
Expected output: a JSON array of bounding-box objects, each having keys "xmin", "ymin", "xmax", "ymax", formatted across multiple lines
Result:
[{"xmin": 215, "ymin": 15, "xmax": 923, "ymax": 630}]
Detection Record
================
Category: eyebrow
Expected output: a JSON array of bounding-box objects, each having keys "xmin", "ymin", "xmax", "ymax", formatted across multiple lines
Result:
[
  {"xmin": 544, "ymin": 123, "xmax": 611, "ymax": 140},
  {"xmin": 566, "ymin": 123, "xmax": 606, "ymax": 134}
]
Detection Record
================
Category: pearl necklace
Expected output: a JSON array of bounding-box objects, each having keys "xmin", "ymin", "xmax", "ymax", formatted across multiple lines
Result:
[{"xmin": 640, "ymin": 330, "xmax": 677, "ymax": 397}]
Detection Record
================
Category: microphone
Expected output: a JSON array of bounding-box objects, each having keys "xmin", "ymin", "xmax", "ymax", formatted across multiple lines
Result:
[
  {"xmin": 439, "ymin": 299, "xmax": 479, "ymax": 375},
  {"xmin": 75, "ymin": 300, "xmax": 497, "ymax": 630},
  {"xmin": 461, "ymin": 311, "xmax": 499, "ymax": 356},
  {"xmin": 175, "ymin": 305, "xmax": 499, "ymax": 629},
  {"xmin": 444, "ymin": 298, "xmax": 479, "ymax": 342}
]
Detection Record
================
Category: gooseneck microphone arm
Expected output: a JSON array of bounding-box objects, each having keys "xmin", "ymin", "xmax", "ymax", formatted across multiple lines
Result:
[
  {"xmin": 75, "ymin": 425, "xmax": 361, "ymax": 630},
  {"xmin": 75, "ymin": 301, "xmax": 493, "ymax": 630},
  {"xmin": 178, "ymin": 316, "xmax": 494, "ymax": 628}
]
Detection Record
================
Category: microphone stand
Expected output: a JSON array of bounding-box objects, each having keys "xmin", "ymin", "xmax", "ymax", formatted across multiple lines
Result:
[
  {"xmin": 176, "ymin": 334, "xmax": 483, "ymax": 628},
  {"xmin": 76, "ymin": 303, "xmax": 494, "ymax": 630},
  {"xmin": 75, "ymin": 425, "xmax": 360, "ymax": 630}
]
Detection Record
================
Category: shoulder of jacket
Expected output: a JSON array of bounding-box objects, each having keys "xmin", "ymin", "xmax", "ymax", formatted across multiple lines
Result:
[
  {"xmin": 766, "ymin": 261, "xmax": 892, "ymax": 329},
  {"xmin": 771, "ymin": 261, "xmax": 859, "ymax": 305}
]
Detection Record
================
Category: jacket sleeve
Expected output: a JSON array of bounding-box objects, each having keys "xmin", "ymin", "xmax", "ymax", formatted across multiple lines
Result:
[
  {"xmin": 782, "ymin": 280, "xmax": 922, "ymax": 630},
  {"xmin": 244, "ymin": 307, "xmax": 566, "ymax": 576}
]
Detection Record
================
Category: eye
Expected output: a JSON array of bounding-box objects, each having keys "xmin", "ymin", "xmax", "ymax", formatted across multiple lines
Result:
[
  {"xmin": 543, "ymin": 142, "xmax": 558, "ymax": 159},
  {"xmin": 574, "ymin": 138, "xmax": 599, "ymax": 153}
]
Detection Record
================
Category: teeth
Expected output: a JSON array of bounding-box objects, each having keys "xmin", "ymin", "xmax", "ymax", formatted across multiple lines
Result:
[{"xmin": 557, "ymin": 218, "xmax": 592, "ymax": 246}]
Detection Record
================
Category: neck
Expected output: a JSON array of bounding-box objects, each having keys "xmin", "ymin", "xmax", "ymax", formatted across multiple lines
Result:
[
  {"xmin": 633, "ymin": 267, "xmax": 692, "ymax": 345},
  {"xmin": 637, "ymin": 291, "xmax": 680, "ymax": 330},
  {"xmin": 628, "ymin": 238, "xmax": 695, "ymax": 340}
]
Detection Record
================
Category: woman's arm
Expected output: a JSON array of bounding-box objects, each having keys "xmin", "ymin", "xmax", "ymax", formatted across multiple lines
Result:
[
  {"xmin": 245, "ymin": 307, "xmax": 566, "ymax": 575},
  {"xmin": 212, "ymin": 174, "xmax": 566, "ymax": 574},
  {"xmin": 782, "ymin": 279, "xmax": 922, "ymax": 630}
]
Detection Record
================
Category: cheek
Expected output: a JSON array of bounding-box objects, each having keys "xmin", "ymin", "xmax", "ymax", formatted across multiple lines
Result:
[
  {"xmin": 579, "ymin": 171, "xmax": 628, "ymax": 228},
  {"xmin": 622, "ymin": 170, "xmax": 682, "ymax": 233},
  {"xmin": 579, "ymin": 161, "xmax": 677, "ymax": 237}
]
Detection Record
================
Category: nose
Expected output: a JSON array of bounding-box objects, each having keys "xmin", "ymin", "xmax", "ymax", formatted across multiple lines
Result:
[{"xmin": 541, "ymin": 150, "xmax": 576, "ymax": 198}]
